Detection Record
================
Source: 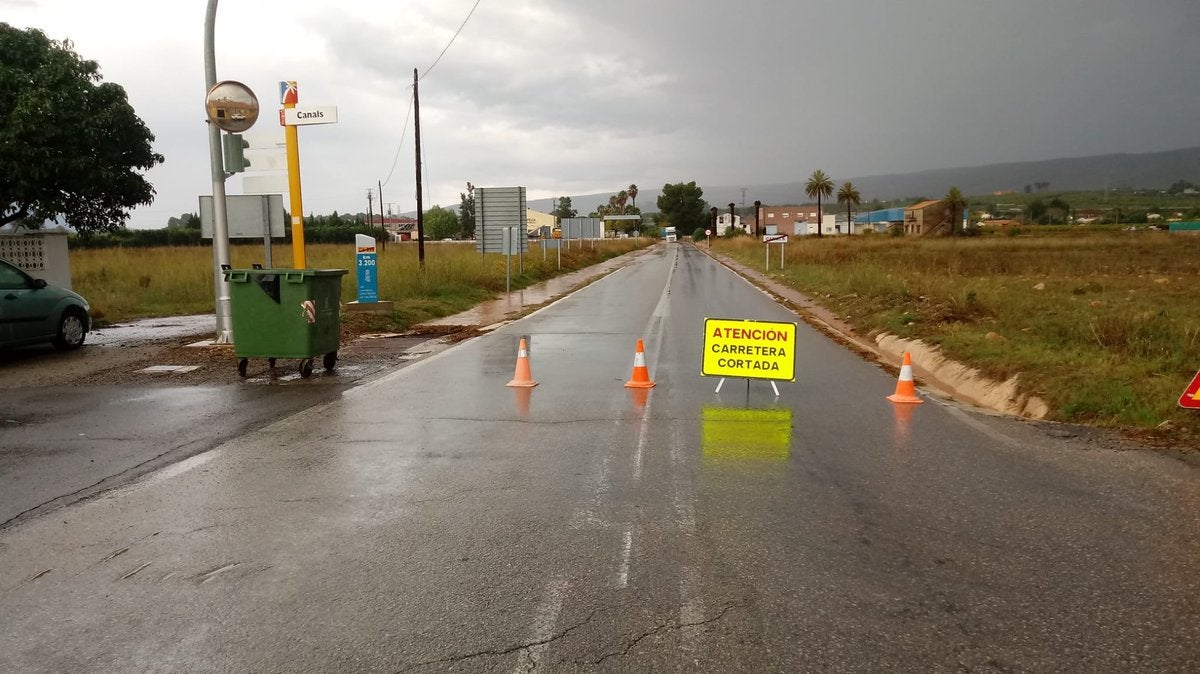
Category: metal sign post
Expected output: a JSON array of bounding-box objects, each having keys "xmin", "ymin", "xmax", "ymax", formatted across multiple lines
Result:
[{"xmin": 763, "ymin": 234, "xmax": 788, "ymax": 271}]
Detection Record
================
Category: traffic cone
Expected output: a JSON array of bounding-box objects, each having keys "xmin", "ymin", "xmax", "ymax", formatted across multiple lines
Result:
[
  {"xmin": 624, "ymin": 339, "xmax": 656, "ymax": 389},
  {"xmin": 506, "ymin": 338, "xmax": 538, "ymax": 388},
  {"xmin": 886, "ymin": 352, "xmax": 924, "ymax": 404}
]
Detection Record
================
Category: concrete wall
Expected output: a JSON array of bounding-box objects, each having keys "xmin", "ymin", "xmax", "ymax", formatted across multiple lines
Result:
[{"xmin": 0, "ymin": 227, "xmax": 73, "ymax": 289}]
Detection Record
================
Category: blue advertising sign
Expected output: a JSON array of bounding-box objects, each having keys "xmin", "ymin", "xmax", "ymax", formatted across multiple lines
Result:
[{"xmin": 355, "ymin": 234, "xmax": 378, "ymax": 303}]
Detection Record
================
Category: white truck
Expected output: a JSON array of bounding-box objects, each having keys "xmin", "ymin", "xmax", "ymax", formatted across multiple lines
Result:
[{"xmin": 663, "ymin": 226, "xmax": 677, "ymax": 242}]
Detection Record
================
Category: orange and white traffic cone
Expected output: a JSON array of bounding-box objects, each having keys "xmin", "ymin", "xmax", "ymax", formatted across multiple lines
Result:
[
  {"xmin": 506, "ymin": 338, "xmax": 538, "ymax": 388},
  {"xmin": 624, "ymin": 339, "xmax": 656, "ymax": 389},
  {"xmin": 886, "ymin": 352, "xmax": 924, "ymax": 404}
]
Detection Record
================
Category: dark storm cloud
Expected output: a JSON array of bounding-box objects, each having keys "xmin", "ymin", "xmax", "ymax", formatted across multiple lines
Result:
[{"xmin": 10, "ymin": 0, "xmax": 1196, "ymax": 225}]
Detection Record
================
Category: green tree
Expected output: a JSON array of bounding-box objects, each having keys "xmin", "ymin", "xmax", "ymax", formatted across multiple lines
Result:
[
  {"xmin": 1046, "ymin": 197, "xmax": 1070, "ymax": 224},
  {"xmin": 424, "ymin": 205, "xmax": 460, "ymax": 240},
  {"xmin": 628, "ymin": 184, "xmax": 639, "ymax": 209},
  {"xmin": 942, "ymin": 186, "xmax": 967, "ymax": 234},
  {"xmin": 1167, "ymin": 180, "xmax": 1196, "ymax": 195},
  {"xmin": 458, "ymin": 182, "xmax": 476, "ymax": 238},
  {"xmin": 836, "ymin": 182, "xmax": 860, "ymax": 235},
  {"xmin": 552, "ymin": 197, "xmax": 577, "ymax": 219},
  {"xmin": 166, "ymin": 212, "xmax": 200, "ymax": 230},
  {"xmin": 656, "ymin": 182, "xmax": 708, "ymax": 236},
  {"xmin": 804, "ymin": 170, "xmax": 834, "ymax": 237},
  {"xmin": 1, "ymin": 24, "xmax": 163, "ymax": 236}
]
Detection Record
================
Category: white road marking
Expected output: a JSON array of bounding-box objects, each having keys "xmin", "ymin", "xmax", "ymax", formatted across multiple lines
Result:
[
  {"xmin": 511, "ymin": 577, "xmax": 569, "ymax": 673},
  {"xmin": 633, "ymin": 406, "xmax": 650, "ymax": 482},
  {"xmin": 679, "ymin": 566, "xmax": 705, "ymax": 654},
  {"xmin": 674, "ymin": 491, "xmax": 696, "ymax": 535},
  {"xmin": 617, "ymin": 530, "xmax": 633, "ymax": 588},
  {"xmin": 569, "ymin": 453, "xmax": 613, "ymax": 529}
]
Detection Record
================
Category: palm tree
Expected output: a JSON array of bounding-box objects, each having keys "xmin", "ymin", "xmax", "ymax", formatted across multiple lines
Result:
[
  {"xmin": 942, "ymin": 186, "xmax": 967, "ymax": 235},
  {"xmin": 628, "ymin": 184, "xmax": 639, "ymax": 209},
  {"xmin": 805, "ymin": 170, "xmax": 834, "ymax": 237},
  {"xmin": 617, "ymin": 190, "xmax": 629, "ymax": 214},
  {"xmin": 837, "ymin": 182, "xmax": 860, "ymax": 235}
]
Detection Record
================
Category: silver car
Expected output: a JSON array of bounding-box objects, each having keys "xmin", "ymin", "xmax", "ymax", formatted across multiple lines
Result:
[{"xmin": 0, "ymin": 257, "xmax": 91, "ymax": 350}]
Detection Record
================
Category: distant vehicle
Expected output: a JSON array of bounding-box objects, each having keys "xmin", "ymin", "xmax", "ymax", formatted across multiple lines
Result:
[
  {"xmin": 664, "ymin": 226, "xmax": 677, "ymax": 242},
  {"xmin": 0, "ymin": 257, "xmax": 91, "ymax": 350}
]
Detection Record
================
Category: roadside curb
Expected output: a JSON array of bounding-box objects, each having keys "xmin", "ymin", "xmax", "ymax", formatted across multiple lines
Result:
[{"xmin": 697, "ymin": 244, "xmax": 1049, "ymax": 419}]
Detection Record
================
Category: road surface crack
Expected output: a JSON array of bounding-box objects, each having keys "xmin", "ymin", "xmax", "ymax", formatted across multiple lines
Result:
[
  {"xmin": 394, "ymin": 609, "xmax": 599, "ymax": 672},
  {"xmin": 588, "ymin": 603, "xmax": 740, "ymax": 666}
]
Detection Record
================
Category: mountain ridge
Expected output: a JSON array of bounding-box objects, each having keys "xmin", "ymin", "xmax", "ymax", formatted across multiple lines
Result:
[{"xmin": 529, "ymin": 146, "xmax": 1200, "ymax": 213}]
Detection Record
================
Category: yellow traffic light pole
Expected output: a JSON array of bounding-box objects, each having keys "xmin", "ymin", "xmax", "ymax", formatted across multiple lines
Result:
[{"xmin": 281, "ymin": 81, "xmax": 306, "ymax": 269}]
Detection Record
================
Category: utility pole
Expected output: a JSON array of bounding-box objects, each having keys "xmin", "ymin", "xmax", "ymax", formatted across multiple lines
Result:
[
  {"xmin": 366, "ymin": 188, "xmax": 374, "ymax": 240},
  {"xmin": 377, "ymin": 179, "xmax": 386, "ymax": 251},
  {"xmin": 413, "ymin": 68, "xmax": 425, "ymax": 269}
]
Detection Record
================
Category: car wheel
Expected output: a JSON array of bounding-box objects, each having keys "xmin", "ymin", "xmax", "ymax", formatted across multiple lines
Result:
[{"xmin": 52, "ymin": 309, "xmax": 87, "ymax": 350}]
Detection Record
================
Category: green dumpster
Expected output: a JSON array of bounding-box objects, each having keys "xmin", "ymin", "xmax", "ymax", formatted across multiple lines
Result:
[{"xmin": 223, "ymin": 268, "xmax": 348, "ymax": 378}]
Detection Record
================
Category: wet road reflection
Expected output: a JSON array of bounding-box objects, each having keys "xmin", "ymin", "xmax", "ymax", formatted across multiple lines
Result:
[{"xmin": 700, "ymin": 406, "xmax": 793, "ymax": 462}]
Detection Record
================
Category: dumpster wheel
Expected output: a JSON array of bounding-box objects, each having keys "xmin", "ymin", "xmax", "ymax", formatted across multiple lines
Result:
[
  {"xmin": 323, "ymin": 351, "xmax": 337, "ymax": 372},
  {"xmin": 237, "ymin": 358, "xmax": 248, "ymax": 377},
  {"xmin": 299, "ymin": 358, "xmax": 315, "ymax": 378}
]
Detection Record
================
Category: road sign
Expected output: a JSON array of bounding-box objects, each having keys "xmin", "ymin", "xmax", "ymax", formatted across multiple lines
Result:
[
  {"xmin": 702, "ymin": 317, "xmax": 797, "ymax": 382},
  {"xmin": 281, "ymin": 106, "xmax": 339, "ymax": 126},
  {"xmin": 763, "ymin": 235, "xmax": 788, "ymax": 243},
  {"xmin": 355, "ymin": 234, "xmax": 378, "ymax": 304},
  {"xmin": 1180, "ymin": 370, "xmax": 1200, "ymax": 409}
]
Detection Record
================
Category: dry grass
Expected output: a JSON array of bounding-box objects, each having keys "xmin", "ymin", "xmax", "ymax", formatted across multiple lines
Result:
[
  {"xmin": 715, "ymin": 231, "xmax": 1200, "ymax": 437},
  {"xmin": 71, "ymin": 239, "xmax": 648, "ymax": 328}
]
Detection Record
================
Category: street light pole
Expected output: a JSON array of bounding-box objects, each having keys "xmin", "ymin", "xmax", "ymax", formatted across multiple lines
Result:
[{"xmin": 204, "ymin": 0, "xmax": 234, "ymax": 343}]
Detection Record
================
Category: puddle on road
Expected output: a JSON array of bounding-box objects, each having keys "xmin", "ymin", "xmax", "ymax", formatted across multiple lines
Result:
[{"xmin": 90, "ymin": 315, "xmax": 215, "ymax": 347}]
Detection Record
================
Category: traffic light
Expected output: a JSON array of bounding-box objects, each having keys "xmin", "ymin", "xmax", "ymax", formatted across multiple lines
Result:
[{"xmin": 222, "ymin": 133, "xmax": 250, "ymax": 174}]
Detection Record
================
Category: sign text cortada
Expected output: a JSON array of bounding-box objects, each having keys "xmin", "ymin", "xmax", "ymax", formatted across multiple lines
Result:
[{"xmin": 701, "ymin": 318, "xmax": 797, "ymax": 381}]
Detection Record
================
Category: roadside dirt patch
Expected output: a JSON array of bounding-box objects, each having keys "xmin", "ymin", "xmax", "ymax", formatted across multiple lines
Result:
[{"xmin": 0, "ymin": 323, "xmax": 483, "ymax": 388}]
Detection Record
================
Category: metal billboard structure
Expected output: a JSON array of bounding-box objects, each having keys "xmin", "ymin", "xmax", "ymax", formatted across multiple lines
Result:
[
  {"xmin": 199, "ymin": 194, "xmax": 286, "ymax": 239},
  {"xmin": 560, "ymin": 217, "xmax": 604, "ymax": 240},
  {"xmin": 476, "ymin": 187, "xmax": 527, "ymax": 255}
]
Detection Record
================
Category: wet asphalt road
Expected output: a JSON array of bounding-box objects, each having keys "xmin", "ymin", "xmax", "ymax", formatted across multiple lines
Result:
[
  {"xmin": 2, "ymin": 243, "xmax": 1199, "ymax": 671},
  {"xmin": 0, "ymin": 382, "xmax": 351, "ymax": 528}
]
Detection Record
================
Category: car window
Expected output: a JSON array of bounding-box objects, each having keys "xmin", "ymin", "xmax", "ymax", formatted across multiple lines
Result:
[{"xmin": 0, "ymin": 262, "xmax": 29, "ymax": 289}]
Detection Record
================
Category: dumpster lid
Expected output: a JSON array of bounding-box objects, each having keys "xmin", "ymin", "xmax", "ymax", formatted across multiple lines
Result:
[{"xmin": 223, "ymin": 267, "xmax": 348, "ymax": 277}]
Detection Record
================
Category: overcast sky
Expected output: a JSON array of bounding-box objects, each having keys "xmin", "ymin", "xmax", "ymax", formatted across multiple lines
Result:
[{"xmin": 6, "ymin": 0, "xmax": 1200, "ymax": 228}]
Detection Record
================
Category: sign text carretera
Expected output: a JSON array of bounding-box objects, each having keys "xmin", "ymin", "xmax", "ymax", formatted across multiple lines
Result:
[{"xmin": 702, "ymin": 318, "xmax": 797, "ymax": 381}]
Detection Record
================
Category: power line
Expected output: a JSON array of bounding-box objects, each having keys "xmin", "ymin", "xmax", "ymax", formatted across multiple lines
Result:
[
  {"xmin": 381, "ymin": 1, "xmax": 480, "ymax": 196},
  {"xmin": 381, "ymin": 93, "xmax": 414, "ymax": 188},
  {"xmin": 420, "ymin": 0, "xmax": 483, "ymax": 80}
]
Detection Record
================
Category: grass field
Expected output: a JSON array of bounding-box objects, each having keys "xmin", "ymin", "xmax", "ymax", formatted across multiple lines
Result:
[
  {"xmin": 71, "ymin": 239, "xmax": 649, "ymax": 329},
  {"xmin": 713, "ymin": 229, "xmax": 1200, "ymax": 439},
  {"xmin": 69, "ymin": 231, "xmax": 1200, "ymax": 441}
]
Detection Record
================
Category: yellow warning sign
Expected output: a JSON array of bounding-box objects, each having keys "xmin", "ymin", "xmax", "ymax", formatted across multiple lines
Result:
[{"xmin": 701, "ymin": 317, "xmax": 797, "ymax": 381}]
